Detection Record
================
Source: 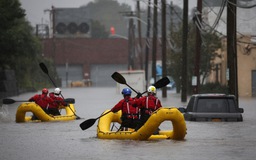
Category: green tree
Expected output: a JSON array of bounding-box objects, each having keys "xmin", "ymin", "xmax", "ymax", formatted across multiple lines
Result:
[
  {"xmin": 167, "ymin": 21, "xmax": 221, "ymax": 94},
  {"xmin": 0, "ymin": 0, "xmax": 56, "ymax": 92},
  {"xmin": 200, "ymin": 31, "xmax": 222, "ymax": 84},
  {"xmin": 0, "ymin": 0, "xmax": 26, "ymax": 68},
  {"xmin": 90, "ymin": 20, "xmax": 109, "ymax": 38},
  {"xmin": 83, "ymin": 0, "xmax": 132, "ymax": 36}
]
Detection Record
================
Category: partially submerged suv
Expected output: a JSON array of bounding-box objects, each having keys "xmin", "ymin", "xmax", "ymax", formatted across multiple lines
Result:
[{"xmin": 179, "ymin": 94, "xmax": 244, "ymax": 122}]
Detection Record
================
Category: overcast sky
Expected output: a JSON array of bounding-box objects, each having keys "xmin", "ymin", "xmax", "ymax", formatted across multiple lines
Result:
[{"xmin": 19, "ymin": 0, "xmax": 197, "ymax": 27}]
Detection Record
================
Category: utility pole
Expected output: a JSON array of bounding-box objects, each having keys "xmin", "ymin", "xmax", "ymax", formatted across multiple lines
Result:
[
  {"xmin": 137, "ymin": 1, "xmax": 143, "ymax": 70},
  {"xmin": 161, "ymin": 0, "xmax": 167, "ymax": 97},
  {"xmin": 128, "ymin": 13, "xmax": 136, "ymax": 70},
  {"xmin": 227, "ymin": 0, "xmax": 238, "ymax": 104},
  {"xmin": 181, "ymin": 0, "xmax": 188, "ymax": 102},
  {"xmin": 48, "ymin": 6, "xmax": 56, "ymax": 64},
  {"xmin": 170, "ymin": 2, "xmax": 173, "ymax": 34},
  {"xmin": 194, "ymin": 0, "xmax": 202, "ymax": 94},
  {"xmin": 152, "ymin": 0, "xmax": 158, "ymax": 84},
  {"xmin": 52, "ymin": 6, "xmax": 55, "ymax": 38},
  {"xmin": 121, "ymin": 12, "xmax": 136, "ymax": 70},
  {"xmin": 145, "ymin": 0, "xmax": 151, "ymax": 89}
]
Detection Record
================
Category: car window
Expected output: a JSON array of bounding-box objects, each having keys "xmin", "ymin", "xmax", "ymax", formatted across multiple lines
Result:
[
  {"xmin": 187, "ymin": 97, "xmax": 195, "ymax": 112},
  {"xmin": 196, "ymin": 98, "xmax": 229, "ymax": 113}
]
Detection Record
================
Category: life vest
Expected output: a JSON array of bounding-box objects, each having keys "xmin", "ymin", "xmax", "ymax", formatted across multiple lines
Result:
[
  {"xmin": 48, "ymin": 93, "xmax": 58, "ymax": 109},
  {"xmin": 111, "ymin": 97, "xmax": 139, "ymax": 120},
  {"xmin": 122, "ymin": 98, "xmax": 139, "ymax": 119},
  {"xmin": 141, "ymin": 96, "xmax": 160, "ymax": 115},
  {"xmin": 34, "ymin": 94, "xmax": 50, "ymax": 109},
  {"xmin": 48, "ymin": 92, "xmax": 66, "ymax": 109}
]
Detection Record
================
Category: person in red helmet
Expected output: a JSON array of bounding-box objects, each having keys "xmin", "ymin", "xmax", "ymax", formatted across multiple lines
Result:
[
  {"xmin": 48, "ymin": 88, "xmax": 67, "ymax": 116},
  {"xmin": 110, "ymin": 88, "xmax": 140, "ymax": 131},
  {"xmin": 29, "ymin": 88, "xmax": 53, "ymax": 119},
  {"xmin": 134, "ymin": 86, "xmax": 162, "ymax": 131}
]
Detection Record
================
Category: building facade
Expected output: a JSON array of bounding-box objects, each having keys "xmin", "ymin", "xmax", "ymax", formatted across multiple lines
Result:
[
  {"xmin": 42, "ymin": 37, "xmax": 161, "ymax": 87},
  {"xmin": 209, "ymin": 35, "xmax": 256, "ymax": 97},
  {"xmin": 204, "ymin": 4, "xmax": 256, "ymax": 97}
]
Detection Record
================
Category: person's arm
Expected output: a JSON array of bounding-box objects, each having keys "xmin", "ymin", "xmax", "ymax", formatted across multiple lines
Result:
[
  {"xmin": 29, "ymin": 95, "xmax": 37, "ymax": 102},
  {"xmin": 132, "ymin": 97, "xmax": 141, "ymax": 108},
  {"xmin": 59, "ymin": 97, "xmax": 67, "ymax": 106},
  {"xmin": 111, "ymin": 100, "xmax": 123, "ymax": 113},
  {"xmin": 47, "ymin": 96, "xmax": 54, "ymax": 105},
  {"xmin": 157, "ymin": 98, "xmax": 162, "ymax": 109}
]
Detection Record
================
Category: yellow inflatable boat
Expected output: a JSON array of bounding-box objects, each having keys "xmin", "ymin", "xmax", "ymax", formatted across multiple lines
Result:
[
  {"xmin": 16, "ymin": 102, "xmax": 77, "ymax": 122},
  {"xmin": 97, "ymin": 107, "xmax": 187, "ymax": 140}
]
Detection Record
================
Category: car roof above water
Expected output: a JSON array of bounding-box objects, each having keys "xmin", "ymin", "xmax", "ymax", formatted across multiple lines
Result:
[{"xmin": 192, "ymin": 94, "xmax": 235, "ymax": 98}]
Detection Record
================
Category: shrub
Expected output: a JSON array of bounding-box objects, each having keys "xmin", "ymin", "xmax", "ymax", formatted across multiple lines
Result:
[{"xmin": 199, "ymin": 82, "xmax": 229, "ymax": 94}]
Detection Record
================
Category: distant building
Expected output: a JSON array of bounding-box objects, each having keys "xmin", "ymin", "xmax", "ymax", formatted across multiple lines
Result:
[
  {"xmin": 42, "ymin": 38, "xmax": 162, "ymax": 87},
  {"xmin": 203, "ymin": 4, "xmax": 256, "ymax": 97}
]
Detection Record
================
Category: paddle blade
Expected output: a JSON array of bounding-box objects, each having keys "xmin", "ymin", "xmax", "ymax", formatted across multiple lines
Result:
[
  {"xmin": 2, "ymin": 99, "xmax": 16, "ymax": 104},
  {"xmin": 2, "ymin": 99, "xmax": 29, "ymax": 104},
  {"xmin": 64, "ymin": 98, "xmax": 75, "ymax": 104},
  {"xmin": 111, "ymin": 72, "xmax": 126, "ymax": 84},
  {"xmin": 79, "ymin": 118, "xmax": 97, "ymax": 130},
  {"xmin": 39, "ymin": 62, "xmax": 48, "ymax": 74},
  {"xmin": 154, "ymin": 77, "xmax": 170, "ymax": 89}
]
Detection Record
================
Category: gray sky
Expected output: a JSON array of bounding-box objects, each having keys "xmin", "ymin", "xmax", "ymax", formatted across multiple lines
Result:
[{"xmin": 20, "ymin": 0, "xmax": 197, "ymax": 27}]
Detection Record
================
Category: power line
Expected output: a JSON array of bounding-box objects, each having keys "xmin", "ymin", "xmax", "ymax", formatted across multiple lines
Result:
[{"xmin": 227, "ymin": 0, "xmax": 256, "ymax": 8}]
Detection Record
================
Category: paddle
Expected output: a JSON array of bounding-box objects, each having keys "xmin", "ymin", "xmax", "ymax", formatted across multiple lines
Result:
[
  {"xmin": 111, "ymin": 72, "xmax": 139, "ymax": 94},
  {"xmin": 79, "ymin": 110, "xmax": 112, "ymax": 130},
  {"xmin": 79, "ymin": 73, "xmax": 171, "ymax": 131},
  {"xmin": 3, "ymin": 99, "xmax": 30, "ymax": 104},
  {"xmin": 3, "ymin": 98, "xmax": 75, "ymax": 105},
  {"xmin": 111, "ymin": 72, "xmax": 170, "ymax": 95},
  {"xmin": 141, "ymin": 76, "xmax": 170, "ymax": 94},
  {"xmin": 39, "ymin": 62, "xmax": 81, "ymax": 119},
  {"xmin": 79, "ymin": 73, "xmax": 127, "ymax": 131},
  {"xmin": 39, "ymin": 63, "xmax": 58, "ymax": 89}
]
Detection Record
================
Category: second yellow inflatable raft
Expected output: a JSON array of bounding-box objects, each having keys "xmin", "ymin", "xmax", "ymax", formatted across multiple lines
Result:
[{"xmin": 16, "ymin": 102, "xmax": 77, "ymax": 122}]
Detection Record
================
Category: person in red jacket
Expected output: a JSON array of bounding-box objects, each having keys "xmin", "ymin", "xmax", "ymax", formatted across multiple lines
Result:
[
  {"xmin": 28, "ymin": 88, "xmax": 53, "ymax": 119},
  {"xmin": 111, "ymin": 88, "xmax": 140, "ymax": 131},
  {"xmin": 134, "ymin": 86, "xmax": 162, "ymax": 131},
  {"xmin": 48, "ymin": 88, "xmax": 67, "ymax": 116}
]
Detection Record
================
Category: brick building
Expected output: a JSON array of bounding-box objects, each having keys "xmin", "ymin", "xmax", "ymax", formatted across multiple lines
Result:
[{"xmin": 42, "ymin": 38, "xmax": 161, "ymax": 87}]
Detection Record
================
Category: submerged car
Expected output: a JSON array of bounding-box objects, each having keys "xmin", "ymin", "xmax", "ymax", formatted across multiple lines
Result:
[
  {"xmin": 167, "ymin": 81, "xmax": 176, "ymax": 90},
  {"xmin": 179, "ymin": 94, "xmax": 244, "ymax": 122},
  {"xmin": 166, "ymin": 76, "xmax": 176, "ymax": 90}
]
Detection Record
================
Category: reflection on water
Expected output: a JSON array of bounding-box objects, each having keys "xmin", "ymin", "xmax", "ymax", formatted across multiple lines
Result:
[
  {"xmin": 0, "ymin": 104, "xmax": 12, "ymax": 122},
  {"xmin": 1, "ymin": 87, "xmax": 256, "ymax": 160}
]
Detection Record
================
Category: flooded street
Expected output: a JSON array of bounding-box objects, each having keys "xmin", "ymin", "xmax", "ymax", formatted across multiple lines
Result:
[{"xmin": 1, "ymin": 87, "xmax": 256, "ymax": 160}]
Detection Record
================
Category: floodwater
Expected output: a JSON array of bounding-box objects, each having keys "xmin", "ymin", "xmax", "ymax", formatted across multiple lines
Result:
[{"xmin": 1, "ymin": 87, "xmax": 256, "ymax": 160}]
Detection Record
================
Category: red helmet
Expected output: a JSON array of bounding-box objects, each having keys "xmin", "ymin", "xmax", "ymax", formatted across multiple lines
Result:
[{"xmin": 42, "ymin": 88, "xmax": 48, "ymax": 94}]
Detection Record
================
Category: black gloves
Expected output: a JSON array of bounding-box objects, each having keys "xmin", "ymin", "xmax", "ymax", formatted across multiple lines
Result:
[{"xmin": 136, "ymin": 92, "xmax": 142, "ymax": 98}]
